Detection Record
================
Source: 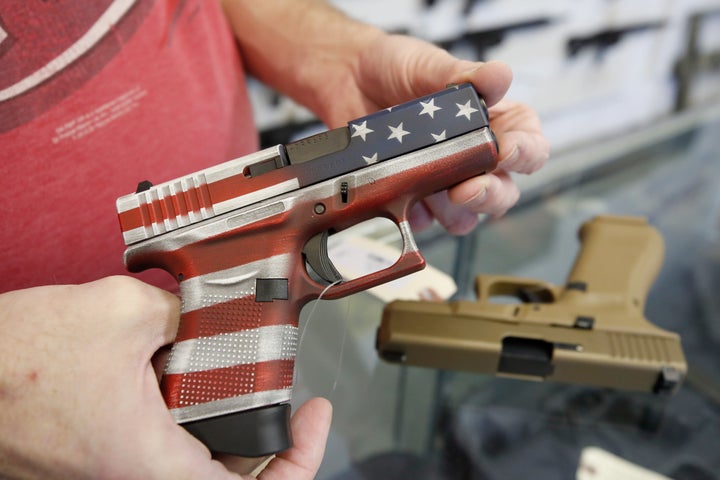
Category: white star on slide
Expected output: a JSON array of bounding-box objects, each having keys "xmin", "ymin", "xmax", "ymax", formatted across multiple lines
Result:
[
  {"xmin": 456, "ymin": 100, "xmax": 479, "ymax": 120},
  {"xmin": 419, "ymin": 98, "xmax": 442, "ymax": 118},
  {"xmin": 387, "ymin": 122, "xmax": 410, "ymax": 143},
  {"xmin": 351, "ymin": 121, "xmax": 374, "ymax": 141},
  {"xmin": 431, "ymin": 130, "xmax": 447, "ymax": 142},
  {"xmin": 363, "ymin": 153, "xmax": 378, "ymax": 164}
]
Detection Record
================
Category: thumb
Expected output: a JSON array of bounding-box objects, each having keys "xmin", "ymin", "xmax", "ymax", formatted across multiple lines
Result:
[
  {"xmin": 88, "ymin": 276, "xmax": 181, "ymax": 353},
  {"xmin": 447, "ymin": 60, "xmax": 513, "ymax": 107},
  {"xmin": 256, "ymin": 398, "xmax": 333, "ymax": 480},
  {"xmin": 384, "ymin": 35, "xmax": 512, "ymax": 107}
]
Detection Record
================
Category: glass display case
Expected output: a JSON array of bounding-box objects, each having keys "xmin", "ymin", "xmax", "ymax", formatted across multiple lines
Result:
[{"xmin": 292, "ymin": 106, "xmax": 720, "ymax": 480}]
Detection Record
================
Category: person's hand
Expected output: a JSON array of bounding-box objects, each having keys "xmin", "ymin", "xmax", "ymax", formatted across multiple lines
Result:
[
  {"xmin": 224, "ymin": 3, "xmax": 547, "ymax": 234},
  {"xmin": 317, "ymin": 34, "xmax": 550, "ymax": 235},
  {"xmin": 0, "ymin": 276, "xmax": 331, "ymax": 480}
]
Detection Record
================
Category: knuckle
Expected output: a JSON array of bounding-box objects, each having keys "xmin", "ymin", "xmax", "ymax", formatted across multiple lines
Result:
[
  {"xmin": 486, "ymin": 183, "xmax": 520, "ymax": 217},
  {"xmin": 93, "ymin": 276, "xmax": 179, "ymax": 319},
  {"xmin": 94, "ymin": 274, "xmax": 143, "ymax": 292},
  {"xmin": 442, "ymin": 212, "xmax": 477, "ymax": 236}
]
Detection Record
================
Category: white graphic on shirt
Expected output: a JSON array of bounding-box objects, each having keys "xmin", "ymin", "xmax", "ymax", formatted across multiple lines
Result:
[
  {"xmin": 0, "ymin": 0, "xmax": 137, "ymax": 102},
  {"xmin": 52, "ymin": 85, "xmax": 147, "ymax": 143},
  {"xmin": 0, "ymin": 24, "xmax": 7, "ymax": 45}
]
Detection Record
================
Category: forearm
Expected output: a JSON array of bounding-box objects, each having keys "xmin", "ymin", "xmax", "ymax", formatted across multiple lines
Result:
[{"xmin": 220, "ymin": 0, "xmax": 383, "ymax": 123}]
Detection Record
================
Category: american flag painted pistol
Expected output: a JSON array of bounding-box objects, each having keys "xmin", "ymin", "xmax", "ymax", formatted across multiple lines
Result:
[{"xmin": 116, "ymin": 83, "xmax": 498, "ymax": 457}]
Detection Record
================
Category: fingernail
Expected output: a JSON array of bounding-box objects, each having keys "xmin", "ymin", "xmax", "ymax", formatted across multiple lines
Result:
[
  {"xmin": 502, "ymin": 145, "xmax": 520, "ymax": 168},
  {"xmin": 462, "ymin": 177, "xmax": 490, "ymax": 205},
  {"xmin": 451, "ymin": 65, "xmax": 483, "ymax": 85}
]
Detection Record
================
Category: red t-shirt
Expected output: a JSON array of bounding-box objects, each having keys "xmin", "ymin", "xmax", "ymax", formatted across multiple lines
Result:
[{"xmin": 0, "ymin": 0, "xmax": 258, "ymax": 293}]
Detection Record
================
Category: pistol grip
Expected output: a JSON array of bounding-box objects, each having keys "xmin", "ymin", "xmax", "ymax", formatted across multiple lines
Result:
[
  {"xmin": 570, "ymin": 215, "xmax": 664, "ymax": 307},
  {"xmin": 161, "ymin": 271, "xmax": 300, "ymax": 456}
]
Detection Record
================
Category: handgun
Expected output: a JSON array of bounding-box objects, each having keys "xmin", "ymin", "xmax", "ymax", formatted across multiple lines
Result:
[
  {"xmin": 377, "ymin": 215, "xmax": 687, "ymax": 394},
  {"xmin": 116, "ymin": 84, "xmax": 498, "ymax": 456}
]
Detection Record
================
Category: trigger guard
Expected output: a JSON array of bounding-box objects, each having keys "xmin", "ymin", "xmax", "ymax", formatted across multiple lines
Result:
[{"xmin": 303, "ymin": 231, "xmax": 344, "ymax": 284}]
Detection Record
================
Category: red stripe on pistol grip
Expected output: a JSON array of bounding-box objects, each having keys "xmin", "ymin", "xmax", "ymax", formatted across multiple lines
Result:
[
  {"xmin": 175, "ymin": 297, "xmax": 264, "ymax": 342},
  {"xmin": 162, "ymin": 359, "xmax": 295, "ymax": 409},
  {"xmin": 175, "ymin": 297, "xmax": 297, "ymax": 343}
]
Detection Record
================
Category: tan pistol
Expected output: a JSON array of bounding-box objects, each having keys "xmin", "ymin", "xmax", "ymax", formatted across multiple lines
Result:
[{"xmin": 377, "ymin": 215, "xmax": 687, "ymax": 394}]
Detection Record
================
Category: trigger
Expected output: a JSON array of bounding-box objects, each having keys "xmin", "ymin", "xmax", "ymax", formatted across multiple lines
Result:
[{"xmin": 303, "ymin": 231, "xmax": 344, "ymax": 283}]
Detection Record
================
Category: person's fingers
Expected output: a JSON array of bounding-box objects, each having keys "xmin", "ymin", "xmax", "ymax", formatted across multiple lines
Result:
[
  {"xmin": 89, "ymin": 276, "xmax": 182, "ymax": 352},
  {"xmin": 213, "ymin": 452, "xmax": 274, "ymax": 477},
  {"xmin": 408, "ymin": 200, "xmax": 436, "ymax": 232},
  {"xmin": 256, "ymin": 398, "xmax": 333, "ymax": 480},
  {"xmin": 448, "ymin": 60, "xmax": 513, "ymax": 107},
  {"xmin": 488, "ymin": 100, "xmax": 550, "ymax": 168},
  {"xmin": 357, "ymin": 35, "xmax": 511, "ymax": 111},
  {"xmin": 421, "ymin": 191, "xmax": 480, "ymax": 235},
  {"xmin": 494, "ymin": 130, "xmax": 549, "ymax": 174},
  {"xmin": 404, "ymin": 52, "xmax": 512, "ymax": 106},
  {"xmin": 145, "ymin": 427, "xmax": 244, "ymax": 480},
  {"xmin": 410, "ymin": 171, "xmax": 519, "ymax": 234},
  {"xmin": 447, "ymin": 170, "xmax": 520, "ymax": 218}
]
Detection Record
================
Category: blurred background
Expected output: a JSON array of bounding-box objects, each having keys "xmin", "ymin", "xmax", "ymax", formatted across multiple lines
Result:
[
  {"xmin": 246, "ymin": 2, "xmax": 720, "ymax": 479},
  {"xmin": 249, "ymin": 0, "xmax": 720, "ymax": 155}
]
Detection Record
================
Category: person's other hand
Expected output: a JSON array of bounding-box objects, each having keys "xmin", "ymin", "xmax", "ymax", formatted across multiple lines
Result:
[
  {"xmin": 0, "ymin": 276, "xmax": 331, "ymax": 479},
  {"xmin": 318, "ymin": 34, "xmax": 550, "ymax": 235}
]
